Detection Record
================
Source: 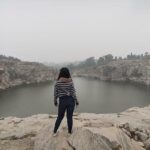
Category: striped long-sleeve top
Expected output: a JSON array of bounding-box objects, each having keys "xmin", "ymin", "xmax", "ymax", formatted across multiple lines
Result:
[{"xmin": 54, "ymin": 78, "xmax": 77, "ymax": 102}]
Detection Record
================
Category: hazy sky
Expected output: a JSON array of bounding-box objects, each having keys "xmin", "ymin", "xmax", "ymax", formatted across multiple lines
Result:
[{"xmin": 0, "ymin": 0, "xmax": 150, "ymax": 63}]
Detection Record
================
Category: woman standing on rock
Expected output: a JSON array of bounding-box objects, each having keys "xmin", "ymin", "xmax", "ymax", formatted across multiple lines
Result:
[{"xmin": 53, "ymin": 67, "xmax": 79, "ymax": 136}]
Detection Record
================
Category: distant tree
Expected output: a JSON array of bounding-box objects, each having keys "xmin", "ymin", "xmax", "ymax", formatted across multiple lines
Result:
[
  {"xmin": 136, "ymin": 55, "xmax": 140, "ymax": 59},
  {"xmin": 0, "ymin": 55, "xmax": 20, "ymax": 61},
  {"xmin": 104, "ymin": 54, "xmax": 113, "ymax": 64},
  {"xmin": 140, "ymin": 54, "xmax": 144, "ymax": 59},
  {"xmin": 67, "ymin": 63, "xmax": 74, "ymax": 70},
  {"xmin": 77, "ymin": 61, "xmax": 86, "ymax": 68},
  {"xmin": 84, "ymin": 57, "xmax": 96, "ymax": 67},
  {"xmin": 118, "ymin": 57, "xmax": 122, "ymax": 60},
  {"xmin": 97, "ymin": 57, "xmax": 105, "ymax": 66},
  {"xmin": 145, "ymin": 52, "xmax": 148, "ymax": 56},
  {"xmin": 144, "ymin": 52, "xmax": 150, "ymax": 59},
  {"xmin": 127, "ymin": 53, "xmax": 140, "ymax": 60},
  {"xmin": 114, "ymin": 56, "xmax": 118, "ymax": 61}
]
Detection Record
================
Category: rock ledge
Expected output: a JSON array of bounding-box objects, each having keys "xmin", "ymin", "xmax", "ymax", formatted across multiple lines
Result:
[{"xmin": 0, "ymin": 105, "xmax": 150, "ymax": 150}]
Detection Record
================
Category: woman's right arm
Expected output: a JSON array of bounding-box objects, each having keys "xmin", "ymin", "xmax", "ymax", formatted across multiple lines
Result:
[
  {"xmin": 54, "ymin": 82, "xmax": 58, "ymax": 106},
  {"xmin": 71, "ymin": 82, "xmax": 79, "ymax": 106}
]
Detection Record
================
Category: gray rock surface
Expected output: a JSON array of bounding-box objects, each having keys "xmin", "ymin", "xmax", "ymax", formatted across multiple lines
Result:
[
  {"xmin": 0, "ymin": 56, "xmax": 55, "ymax": 91},
  {"xmin": 74, "ymin": 59, "xmax": 150, "ymax": 86},
  {"xmin": 0, "ymin": 105, "xmax": 150, "ymax": 150}
]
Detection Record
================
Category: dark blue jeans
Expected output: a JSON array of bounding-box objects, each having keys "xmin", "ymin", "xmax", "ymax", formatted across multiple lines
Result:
[{"xmin": 53, "ymin": 96, "xmax": 75, "ymax": 133}]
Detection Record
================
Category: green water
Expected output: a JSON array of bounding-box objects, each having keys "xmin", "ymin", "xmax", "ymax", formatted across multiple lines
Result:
[{"xmin": 0, "ymin": 77, "xmax": 150, "ymax": 117}]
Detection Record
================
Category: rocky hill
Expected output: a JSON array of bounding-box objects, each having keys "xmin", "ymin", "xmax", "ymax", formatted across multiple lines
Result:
[
  {"xmin": 0, "ymin": 105, "xmax": 150, "ymax": 150},
  {"xmin": 0, "ymin": 55, "xmax": 55, "ymax": 91},
  {"xmin": 73, "ymin": 59, "xmax": 150, "ymax": 86}
]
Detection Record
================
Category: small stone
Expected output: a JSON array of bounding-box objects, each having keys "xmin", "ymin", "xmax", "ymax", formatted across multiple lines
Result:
[
  {"xmin": 134, "ymin": 135, "xmax": 139, "ymax": 141},
  {"xmin": 146, "ymin": 130, "xmax": 150, "ymax": 138},
  {"xmin": 111, "ymin": 141, "xmax": 122, "ymax": 150},
  {"xmin": 135, "ymin": 131, "xmax": 148, "ymax": 142},
  {"xmin": 144, "ymin": 138, "xmax": 150, "ymax": 150},
  {"xmin": 123, "ymin": 123, "xmax": 130, "ymax": 130}
]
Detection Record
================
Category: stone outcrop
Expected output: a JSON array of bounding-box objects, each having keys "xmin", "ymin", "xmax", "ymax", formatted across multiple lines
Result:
[
  {"xmin": 74, "ymin": 59, "xmax": 150, "ymax": 86},
  {"xmin": 0, "ymin": 105, "xmax": 150, "ymax": 150},
  {"xmin": 0, "ymin": 55, "xmax": 55, "ymax": 91}
]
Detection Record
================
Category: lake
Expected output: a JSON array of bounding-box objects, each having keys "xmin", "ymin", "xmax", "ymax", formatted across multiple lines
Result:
[{"xmin": 0, "ymin": 77, "xmax": 150, "ymax": 117}]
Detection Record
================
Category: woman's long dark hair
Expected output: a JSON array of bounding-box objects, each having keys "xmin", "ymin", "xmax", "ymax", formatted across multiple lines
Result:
[{"xmin": 57, "ymin": 67, "xmax": 71, "ymax": 80}]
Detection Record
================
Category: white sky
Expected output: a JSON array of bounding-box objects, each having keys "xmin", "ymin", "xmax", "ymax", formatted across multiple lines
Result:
[{"xmin": 0, "ymin": 0, "xmax": 150, "ymax": 63}]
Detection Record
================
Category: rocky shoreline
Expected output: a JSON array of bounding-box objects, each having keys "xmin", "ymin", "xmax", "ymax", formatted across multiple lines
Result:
[
  {"xmin": 0, "ymin": 105, "xmax": 150, "ymax": 150},
  {"xmin": 1, "ymin": 56, "xmax": 150, "ymax": 92},
  {"xmin": 73, "ymin": 59, "xmax": 150, "ymax": 86},
  {"xmin": 0, "ymin": 56, "xmax": 55, "ymax": 91}
]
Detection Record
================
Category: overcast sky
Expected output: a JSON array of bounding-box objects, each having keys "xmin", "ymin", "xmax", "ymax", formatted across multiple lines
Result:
[{"xmin": 0, "ymin": 0, "xmax": 150, "ymax": 63}]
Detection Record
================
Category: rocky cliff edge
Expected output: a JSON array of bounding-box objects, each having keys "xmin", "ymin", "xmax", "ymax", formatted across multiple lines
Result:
[{"xmin": 0, "ymin": 105, "xmax": 150, "ymax": 150}]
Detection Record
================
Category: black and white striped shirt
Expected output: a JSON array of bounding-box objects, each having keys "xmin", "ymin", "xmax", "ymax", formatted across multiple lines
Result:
[{"xmin": 54, "ymin": 78, "xmax": 77, "ymax": 101}]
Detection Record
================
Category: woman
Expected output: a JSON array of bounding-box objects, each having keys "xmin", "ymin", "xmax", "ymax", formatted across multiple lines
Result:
[{"xmin": 53, "ymin": 67, "xmax": 79, "ymax": 136}]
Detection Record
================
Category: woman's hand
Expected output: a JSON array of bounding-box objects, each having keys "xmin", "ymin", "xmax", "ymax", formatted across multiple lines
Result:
[
  {"xmin": 76, "ymin": 100, "xmax": 79, "ymax": 106},
  {"xmin": 54, "ymin": 101, "xmax": 58, "ymax": 107}
]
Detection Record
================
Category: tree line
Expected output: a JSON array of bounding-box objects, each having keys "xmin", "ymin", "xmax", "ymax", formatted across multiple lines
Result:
[{"xmin": 67, "ymin": 52, "xmax": 150, "ymax": 70}]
